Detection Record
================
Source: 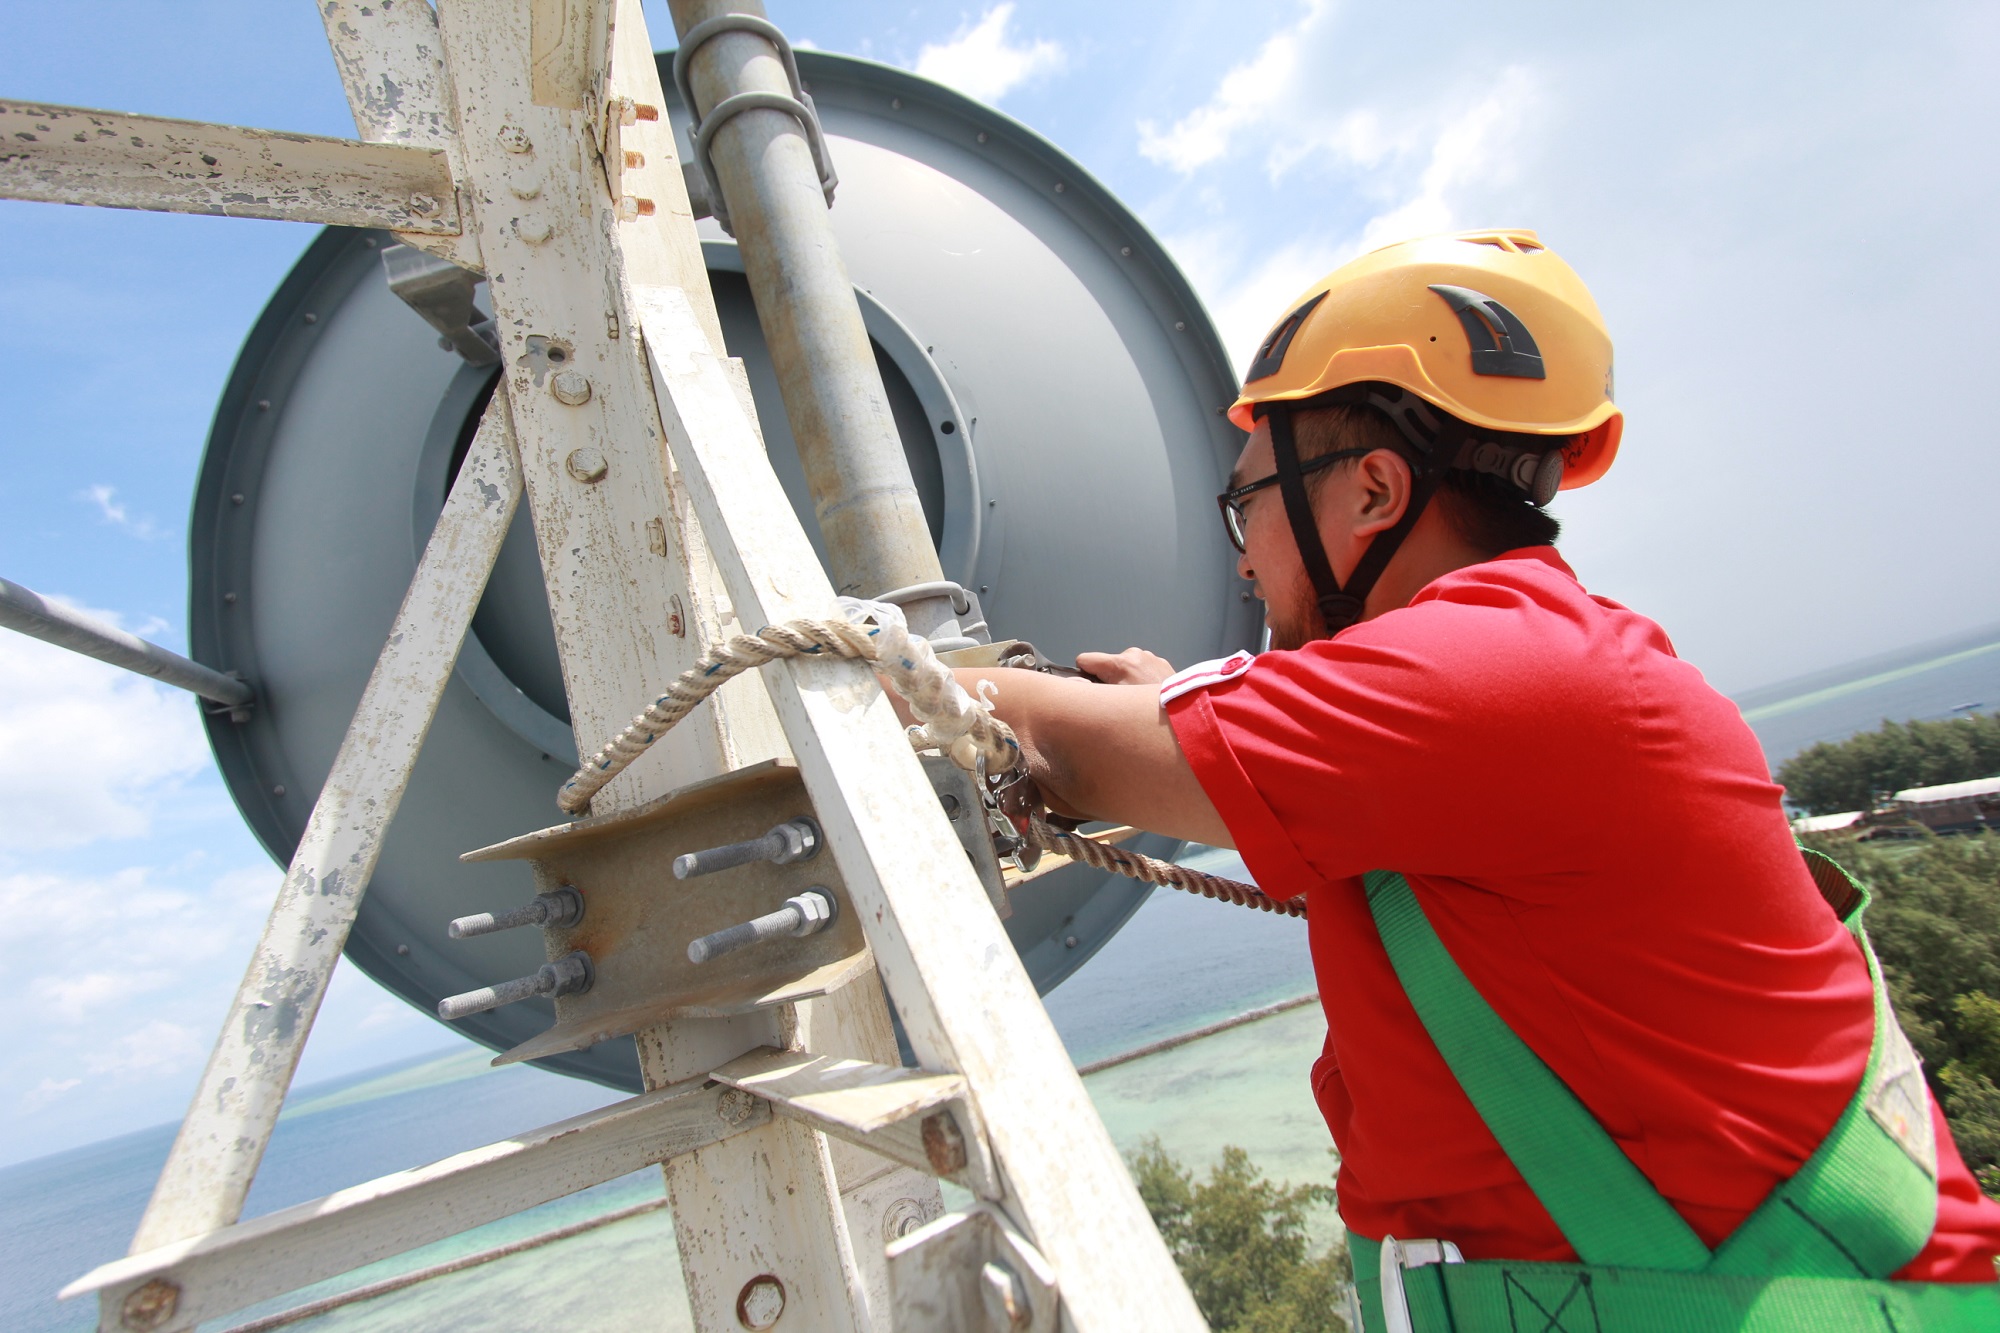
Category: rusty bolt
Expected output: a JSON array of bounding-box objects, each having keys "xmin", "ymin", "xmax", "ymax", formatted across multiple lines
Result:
[
  {"xmin": 624, "ymin": 150, "xmax": 645, "ymax": 169},
  {"xmin": 564, "ymin": 446, "xmax": 608, "ymax": 482},
  {"xmin": 920, "ymin": 1109, "xmax": 969, "ymax": 1176},
  {"xmin": 717, "ymin": 1087, "xmax": 757, "ymax": 1127},
  {"xmin": 736, "ymin": 1274, "xmax": 785, "ymax": 1329},
  {"xmin": 635, "ymin": 103, "xmax": 661, "ymax": 121},
  {"xmin": 408, "ymin": 193, "xmax": 442, "ymax": 218},
  {"xmin": 497, "ymin": 124, "xmax": 533, "ymax": 153},
  {"xmin": 552, "ymin": 370, "xmax": 594, "ymax": 408},
  {"xmin": 980, "ymin": 1261, "xmax": 1031, "ymax": 1331},
  {"xmin": 120, "ymin": 1278, "xmax": 181, "ymax": 1331}
]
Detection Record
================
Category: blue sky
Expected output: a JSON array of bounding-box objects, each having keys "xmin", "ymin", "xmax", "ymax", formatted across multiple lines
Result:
[{"xmin": 2, "ymin": 1, "xmax": 1997, "ymax": 1163}]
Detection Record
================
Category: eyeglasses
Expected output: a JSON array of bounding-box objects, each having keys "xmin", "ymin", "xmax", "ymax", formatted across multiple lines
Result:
[{"xmin": 1215, "ymin": 449, "xmax": 1370, "ymax": 553}]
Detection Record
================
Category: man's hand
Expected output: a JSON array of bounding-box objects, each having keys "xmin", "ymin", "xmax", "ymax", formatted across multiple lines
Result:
[
  {"xmin": 950, "ymin": 666, "xmax": 1229, "ymax": 847},
  {"xmin": 1075, "ymin": 647, "xmax": 1175, "ymax": 686}
]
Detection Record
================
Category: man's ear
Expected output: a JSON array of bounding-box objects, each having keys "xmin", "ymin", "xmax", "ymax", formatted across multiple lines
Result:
[{"xmin": 1352, "ymin": 448, "xmax": 1413, "ymax": 537}]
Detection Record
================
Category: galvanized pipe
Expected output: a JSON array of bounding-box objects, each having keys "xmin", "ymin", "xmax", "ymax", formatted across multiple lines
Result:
[
  {"xmin": 668, "ymin": 1, "xmax": 965, "ymax": 639},
  {"xmin": 0, "ymin": 575, "xmax": 253, "ymax": 709}
]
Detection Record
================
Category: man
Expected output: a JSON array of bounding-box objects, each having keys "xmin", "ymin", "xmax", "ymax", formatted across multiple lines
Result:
[{"xmin": 952, "ymin": 231, "xmax": 2000, "ymax": 1326}]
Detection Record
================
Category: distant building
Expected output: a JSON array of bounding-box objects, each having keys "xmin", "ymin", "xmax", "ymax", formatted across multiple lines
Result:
[
  {"xmin": 1887, "ymin": 775, "xmax": 2000, "ymax": 834},
  {"xmin": 1792, "ymin": 810, "xmax": 1866, "ymax": 835},
  {"xmin": 1792, "ymin": 774, "xmax": 2000, "ymax": 839}
]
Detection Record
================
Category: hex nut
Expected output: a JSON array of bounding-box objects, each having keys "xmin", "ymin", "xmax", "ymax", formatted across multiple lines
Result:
[
  {"xmin": 736, "ymin": 1274, "xmax": 786, "ymax": 1330},
  {"xmin": 920, "ymin": 1109, "xmax": 969, "ymax": 1175},
  {"xmin": 980, "ymin": 1261, "xmax": 1031, "ymax": 1331},
  {"xmin": 120, "ymin": 1278, "xmax": 180, "ymax": 1331},
  {"xmin": 564, "ymin": 446, "xmax": 608, "ymax": 485},
  {"xmin": 552, "ymin": 370, "xmax": 594, "ymax": 407},
  {"xmin": 497, "ymin": 124, "xmax": 533, "ymax": 153},
  {"xmin": 514, "ymin": 216, "xmax": 555, "ymax": 245},
  {"xmin": 717, "ymin": 1087, "xmax": 758, "ymax": 1126}
]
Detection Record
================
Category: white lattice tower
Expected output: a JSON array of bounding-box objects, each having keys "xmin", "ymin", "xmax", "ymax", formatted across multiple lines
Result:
[{"xmin": 4, "ymin": 3, "xmax": 1206, "ymax": 1331}]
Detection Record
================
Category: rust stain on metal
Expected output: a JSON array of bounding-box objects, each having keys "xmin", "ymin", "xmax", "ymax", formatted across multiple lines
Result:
[
  {"xmin": 920, "ymin": 1110, "xmax": 968, "ymax": 1176},
  {"xmin": 119, "ymin": 1278, "xmax": 181, "ymax": 1331}
]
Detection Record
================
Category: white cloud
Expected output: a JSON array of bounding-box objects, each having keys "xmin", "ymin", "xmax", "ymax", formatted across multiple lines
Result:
[
  {"xmin": 1139, "ymin": 3, "xmax": 1324, "ymax": 173},
  {"xmin": 81, "ymin": 483, "xmax": 163, "ymax": 540},
  {"xmin": 84, "ymin": 1019, "xmax": 204, "ymax": 1079},
  {"xmin": 914, "ymin": 5, "xmax": 1064, "ymax": 106},
  {"xmin": 21, "ymin": 1076, "xmax": 81, "ymax": 1111},
  {"xmin": 0, "ymin": 606, "xmax": 210, "ymax": 849},
  {"xmin": 1138, "ymin": 1, "xmax": 1538, "ymax": 370}
]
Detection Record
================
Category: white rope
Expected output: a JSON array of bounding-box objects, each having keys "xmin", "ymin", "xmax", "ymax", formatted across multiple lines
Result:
[
  {"xmin": 557, "ymin": 600, "xmax": 1297, "ymax": 919},
  {"xmin": 558, "ymin": 598, "xmax": 1016, "ymax": 816}
]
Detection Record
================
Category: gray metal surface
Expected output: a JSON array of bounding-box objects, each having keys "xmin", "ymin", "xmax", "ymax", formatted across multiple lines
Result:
[{"xmin": 190, "ymin": 50, "xmax": 1256, "ymax": 1091}]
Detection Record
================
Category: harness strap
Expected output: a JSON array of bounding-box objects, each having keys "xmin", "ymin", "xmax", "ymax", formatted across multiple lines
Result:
[
  {"xmin": 1268, "ymin": 405, "xmax": 1364, "ymax": 632},
  {"xmin": 1361, "ymin": 854, "xmax": 1940, "ymax": 1285},
  {"xmin": 1348, "ymin": 1233, "xmax": 1999, "ymax": 1333},
  {"xmin": 1362, "ymin": 870, "xmax": 1712, "ymax": 1271},
  {"xmin": 1707, "ymin": 850, "xmax": 1939, "ymax": 1279}
]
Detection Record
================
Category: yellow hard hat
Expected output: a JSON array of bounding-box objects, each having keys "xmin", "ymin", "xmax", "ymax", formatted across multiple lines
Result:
[{"xmin": 1228, "ymin": 229, "xmax": 1622, "ymax": 490}]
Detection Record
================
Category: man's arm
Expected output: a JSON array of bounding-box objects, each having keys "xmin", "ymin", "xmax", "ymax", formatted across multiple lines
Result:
[{"xmin": 947, "ymin": 666, "xmax": 1231, "ymax": 848}]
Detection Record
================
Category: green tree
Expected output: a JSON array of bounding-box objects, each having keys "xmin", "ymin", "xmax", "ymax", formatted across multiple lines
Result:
[
  {"xmin": 1801, "ymin": 830, "xmax": 2000, "ymax": 1193},
  {"xmin": 1131, "ymin": 1139, "xmax": 1351, "ymax": 1332},
  {"xmin": 1777, "ymin": 712, "xmax": 2000, "ymax": 815}
]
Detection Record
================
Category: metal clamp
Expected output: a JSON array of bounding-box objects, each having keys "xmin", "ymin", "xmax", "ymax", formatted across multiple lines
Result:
[
  {"xmin": 671, "ymin": 13, "xmax": 838, "ymax": 237},
  {"xmin": 876, "ymin": 580, "xmax": 989, "ymax": 651},
  {"xmin": 1378, "ymin": 1236, "xmax": 1463, "ymax": 1333}
]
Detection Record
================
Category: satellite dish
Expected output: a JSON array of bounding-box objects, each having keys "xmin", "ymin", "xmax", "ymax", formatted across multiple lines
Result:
[{"xmin": 189, "ymin": 50, "xmax": 1256, "ymax": 1091}]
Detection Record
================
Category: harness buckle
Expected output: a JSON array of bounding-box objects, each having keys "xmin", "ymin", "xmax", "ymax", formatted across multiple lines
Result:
[{"xmin": 1379, "ymin": 1236, "xmax": 1463, "ymax": 1333}]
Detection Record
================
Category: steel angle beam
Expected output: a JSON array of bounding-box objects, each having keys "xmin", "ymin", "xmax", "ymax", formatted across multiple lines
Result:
[
  {"xmin": 131, "ymin": 401, "xmax": 521, "ymax": 1253},
  {"xmin": 64, "ymin": 1074, "xmax": 762, "ymax": 1332},
  {"xmin": 0, "ymin": 100, "xmax": 461, "ymax": 233},
  {"xmin": 635, "ymin": 283, "xmax": 1204, "ymax": 1328}
]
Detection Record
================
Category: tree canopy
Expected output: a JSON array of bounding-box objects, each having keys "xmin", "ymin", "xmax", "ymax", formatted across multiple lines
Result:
[
  {"xmin": 1130, "ymin": 1138, "xmax": 1352, "ymax": 1332},
  {"xmin": 1776, "ymin": 712, "xmax": 2000, "ymax": 816},
  {"xmin": 1802, "ymin": 830, "xmax": 2000, "ymax": 1193}
]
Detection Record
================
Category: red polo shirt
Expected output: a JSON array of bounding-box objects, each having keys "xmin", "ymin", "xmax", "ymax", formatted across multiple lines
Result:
[{"xmin": 1163, "ymin": 547, "xmax": 2000, "ymax": 1280}]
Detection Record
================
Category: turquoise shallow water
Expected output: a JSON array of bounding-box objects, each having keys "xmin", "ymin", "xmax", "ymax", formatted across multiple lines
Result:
[
  {"xmin": 7, "ymin": 625, "xmax": 1995, "ymax": 1330},
  {"xmin": 0, "ymin": 873, "xmax": 1319, "ymax": 1333}
]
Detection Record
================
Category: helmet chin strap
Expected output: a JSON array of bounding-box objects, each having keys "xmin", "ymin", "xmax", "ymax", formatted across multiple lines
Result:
[{"xmin": 1266, "ymin": 393, "xmax": 1456, "ymax": 637}]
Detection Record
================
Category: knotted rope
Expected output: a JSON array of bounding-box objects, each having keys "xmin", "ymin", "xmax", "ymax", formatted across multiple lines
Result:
[{"xmin": 559, "ymin": 598, "xmax": 1297, "ymax": 919}]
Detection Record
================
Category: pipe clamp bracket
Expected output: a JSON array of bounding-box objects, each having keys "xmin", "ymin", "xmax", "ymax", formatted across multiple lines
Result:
[{"xmin": 672, "ymin": 14, "xmax": 839, "ymax": 236}]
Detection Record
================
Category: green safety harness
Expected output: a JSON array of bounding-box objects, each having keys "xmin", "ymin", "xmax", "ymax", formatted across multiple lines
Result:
[{"xmin": 1348, "ymin": 852, "xmax": 2000, "ymax": 1332}]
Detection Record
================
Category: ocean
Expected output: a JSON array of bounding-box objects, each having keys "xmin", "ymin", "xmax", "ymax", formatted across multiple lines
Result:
[{"xmin": 5, "ymin": 620, "xmax": 1998, "ymax": 1331}]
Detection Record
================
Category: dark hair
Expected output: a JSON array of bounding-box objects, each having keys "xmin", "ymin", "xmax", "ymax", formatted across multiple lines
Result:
[{"xmin": 1289, "ymin": 400, "xmax": 1563, "ymax": 554}]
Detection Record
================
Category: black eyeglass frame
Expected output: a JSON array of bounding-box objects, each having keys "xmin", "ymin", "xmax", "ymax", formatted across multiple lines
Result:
[{"xmin": 1215, "ymin": 447, "xmax": 1371, "ymax": 553}]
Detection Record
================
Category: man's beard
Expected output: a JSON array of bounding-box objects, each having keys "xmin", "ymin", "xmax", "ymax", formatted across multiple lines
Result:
[{"xmin": 1264, "ymin": 586, "xmax": 1326, "ymax": 651}]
